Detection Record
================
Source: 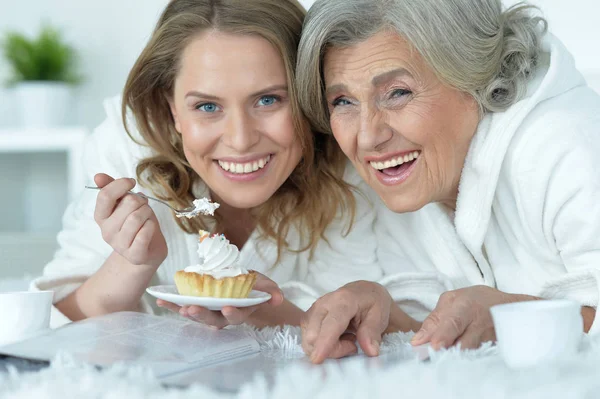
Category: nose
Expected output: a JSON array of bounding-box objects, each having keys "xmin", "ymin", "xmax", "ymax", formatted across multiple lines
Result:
[
  {"xmin": 357, "ymin": 104, "xmax": 393, "ymax": 151},
  {"xmin": 221, "ymin": 108, "xmax": 260, "ymax": 152}
]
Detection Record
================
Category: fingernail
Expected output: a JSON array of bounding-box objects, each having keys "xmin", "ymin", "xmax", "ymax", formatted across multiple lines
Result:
[{"xmin": 411, "ymin": 330, "xmax": 424, "ymax": 343}]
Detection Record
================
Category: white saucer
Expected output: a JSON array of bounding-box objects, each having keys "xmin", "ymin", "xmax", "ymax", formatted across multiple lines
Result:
[{"xmin": 146, "ymin": 285, "xmax": 271, "ymax": 310}]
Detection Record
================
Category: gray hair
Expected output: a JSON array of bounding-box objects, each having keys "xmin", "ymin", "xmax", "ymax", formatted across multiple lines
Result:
[{"xmin": 297, "ymin": 0, "xmax": 548, "ymax": 134}]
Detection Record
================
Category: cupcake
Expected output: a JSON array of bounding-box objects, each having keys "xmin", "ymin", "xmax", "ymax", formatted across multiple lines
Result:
[{"xmin": 174, "ymin": 230, "xmax": 257, "ymax": 298}]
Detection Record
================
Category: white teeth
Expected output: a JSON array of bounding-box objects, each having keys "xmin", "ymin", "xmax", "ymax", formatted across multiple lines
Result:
[
  {"xmin": 369, "ymin": 151, "xmax": 421, "ymax": 170},
  {"xmin": 218, "ymin": 155, "xmax": 271, "ymax": 174}
]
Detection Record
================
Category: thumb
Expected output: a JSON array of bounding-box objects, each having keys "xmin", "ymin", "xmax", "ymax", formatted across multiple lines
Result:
[
  {"xmin": 254, "ymin": 273, "xmax": 283, "ymax": 306},
  {"xmin": 410, "ymin": 312, "xmax": 440, "ymax": 345},
  {"xmin": 94, "ymin": 173, "xmax": 116, "ymax": 188},
  {"xmin": 355, "ymin": 314, "xmax": 385, "ymax": 357}
]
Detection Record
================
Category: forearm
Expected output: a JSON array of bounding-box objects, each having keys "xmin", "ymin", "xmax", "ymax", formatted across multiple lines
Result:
[
  {"xmin": 248, "ymin": 299, "xmax": 304, "ymax": 328},
  {"xmin": 385, "ymin": 302, "xmax": 422, "ymax": 334},
  {"xmin": 56, "ymin": 251, "xmax": 159, "ymax": 321}
]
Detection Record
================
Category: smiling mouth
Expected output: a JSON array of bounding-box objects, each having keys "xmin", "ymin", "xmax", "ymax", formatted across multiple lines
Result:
[
  {"xmin": 217, "ymin": 155, "xmax": 272, "ymax": 174},
  {"xmin": 369, "ymin": 151, "xmax": 420, "ymax": 176}
]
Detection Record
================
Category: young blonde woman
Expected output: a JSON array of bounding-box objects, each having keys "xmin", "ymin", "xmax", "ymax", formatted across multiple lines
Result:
[{"xmin": 31, "ymin": 0, "xmax": 388, "ymax": 329}]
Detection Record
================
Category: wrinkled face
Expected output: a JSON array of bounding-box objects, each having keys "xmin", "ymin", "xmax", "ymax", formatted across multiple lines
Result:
[
  {"xmin": 169, "ymin": 31, "xmax": 302, "ymax": 209},
  {"xmin": 323, "ymin": 30, "xmax": 479, "ymax": 212}
]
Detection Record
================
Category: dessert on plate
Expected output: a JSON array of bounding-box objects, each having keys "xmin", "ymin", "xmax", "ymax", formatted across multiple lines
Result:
[{"xmin": 174, "ymin": 230, "xmax": 257, "ymax": 298}]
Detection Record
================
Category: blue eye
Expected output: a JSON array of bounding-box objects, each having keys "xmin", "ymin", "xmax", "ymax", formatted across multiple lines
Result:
[
  {"xmin": 331, "ymin": 97, "xmax": 352, "ymax": 107},
  {"xmin": 390, "ymin": 89, "xmax": 411, "ymax": 98},
  {"xmin": 257, "ymin": 95, "xmax": 278, "ymax": 106},
  {"xmin": 196, "ymin": 103, "xmax": 220, "ymax": 112}
]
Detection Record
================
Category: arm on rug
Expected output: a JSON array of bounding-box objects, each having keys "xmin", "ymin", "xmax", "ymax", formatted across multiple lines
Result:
[
  {"xmin": 300, "ymin": 281, "xmax": 421, "ymax": 364},
  {"xmin": 410, "ymin": 286, "xmax": 597, "ymax": 350}
]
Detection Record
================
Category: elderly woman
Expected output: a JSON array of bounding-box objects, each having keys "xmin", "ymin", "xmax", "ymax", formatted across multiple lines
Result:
[{"xmin": 297, "ymin": 0, "xmax": 600, "ymax": 363}]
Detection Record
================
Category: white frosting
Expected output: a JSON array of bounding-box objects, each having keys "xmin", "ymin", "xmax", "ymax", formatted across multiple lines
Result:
[
  {"xmin": 176, "ymin": 198, "xmax": 220, "ymax": 219},
  {"xmin": 184, "ymin": 232, "xmax": 248, "ymax": 278}
]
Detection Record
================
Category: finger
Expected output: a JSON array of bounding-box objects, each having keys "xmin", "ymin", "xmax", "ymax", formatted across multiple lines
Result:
[
  {"xmin": 301, "ymin": 306, "xmax": 328, "ymax": 357},
  {"xmin": 99, "ymin": 195, "xmax": 147, "ymax": 247},
  {"xmin": 455, "ymin": 326, "xmax": 484, "ymax": 350},
  {"xmin": 111, "ymin": 194, "xmax": 149, "ymax": 229},
  {"xmin": 355, "ymin": 309, "xmax": 387, "ymax": 357},
  {"xmin": 310, "ymin": 312, "xmax": 353, "ymax": 364},
  {"xmin": 456, "ymin": 322, "xmax": 496, "ymax": 350},
  {"xmin": 411, "ymin": 309, "xmax": 444, "ymax": 346},
  {"xmin": 221, "ymin": 305, "xmax": 259, "ymax": 325},
  {"xmin": 429, "ymin": 313, "xmax": 469, "ymax": 350},
  {"xmin": 253, "ymin": 274, "xmax": 283, "ymax": 306},
  {"xmin": 128, "ymin": 219, "xmax": 157, "ymax": 258},
  {"xmin": 94, "ymin": 173, "xmax": 116, "ymax": 188},
  {"xmin": 184, "ymin": 306, "xmax": 229, "ymax": 329},
  {"xmin": 315, "ymin": 334, "xmax": 358, "ymax": 362},
  {"xmin": 94, "ymin": 177, "xmax": 137, "ymax": 221},
  {"xmin": 118, "ymin": 204, "xmax": 154, "ymax": 248},
  {"xmin": 156, "ymin": 299, "xmax": 181, "ymax": 313}
]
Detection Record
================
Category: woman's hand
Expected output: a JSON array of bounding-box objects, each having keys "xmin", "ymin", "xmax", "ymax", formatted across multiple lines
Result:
[
  {"xmin": 157, "ymin": 272, "xmax": 285, "ymax": 329},
  {"xmin": 301, "ymin": 281, "xmax": 417, "ymax": 364},
  {"xmin": 93, "ymin": 173, "xmax": 168, "ymax": 268},
  {"xmin": 411, "ymin": 285, "xmax": 536, "ymax": 350}
]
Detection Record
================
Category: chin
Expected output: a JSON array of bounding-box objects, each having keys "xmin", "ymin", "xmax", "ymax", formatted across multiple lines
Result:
[
  {"xmin": 380, "ymin": 193, "xmax": 427, "ymax": 214},
  {"xmin": 218, "ymin": 193, "xmax": 273, "ymax": 210}
]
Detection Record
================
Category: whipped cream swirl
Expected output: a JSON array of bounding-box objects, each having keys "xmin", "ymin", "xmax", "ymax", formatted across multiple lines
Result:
[
  {"xmin": 176, "ymin": 198, "xmax": 220, "ymax": 219},
  {"xmin": 184, "ymin": 231, "xmax": 248, "ymax": 278}
]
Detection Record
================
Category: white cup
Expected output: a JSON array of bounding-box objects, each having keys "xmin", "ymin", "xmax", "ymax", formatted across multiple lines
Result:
[
  {"xmin": 0, "ymin": 291, "xmax": 54, "ymax": 347},
  {"xmin": 490, "ymin": 299, "xmax": 583, "ymax": 368}
]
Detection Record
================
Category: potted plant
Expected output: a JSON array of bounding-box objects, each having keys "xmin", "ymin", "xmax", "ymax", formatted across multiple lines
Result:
[{"xmin": 2, "ymin": 25, "xmax": 81, "ymax": 128}]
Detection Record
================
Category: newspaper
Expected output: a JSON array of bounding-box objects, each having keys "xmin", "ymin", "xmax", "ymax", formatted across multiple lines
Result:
[{"xmin": 0, "ymin": 311, "xmax": 259, "ymax": 378}]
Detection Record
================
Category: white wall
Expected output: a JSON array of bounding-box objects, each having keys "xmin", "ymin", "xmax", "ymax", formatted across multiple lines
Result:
[{"xmin": 504, "ymin": 0, "xmax": 600, "ymax": 91}]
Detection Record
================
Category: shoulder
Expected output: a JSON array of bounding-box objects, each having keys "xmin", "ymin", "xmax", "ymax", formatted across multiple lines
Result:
[
  {"xmin": 505, "ymin": 86, "xmax": 600, "ymax": 179},
  {"xmin": 500, "ymin": 87, "xmax": 600, "ymax": 224}
]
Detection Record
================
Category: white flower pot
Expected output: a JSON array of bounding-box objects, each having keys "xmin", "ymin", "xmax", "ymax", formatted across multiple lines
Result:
[{"xmin": 14, "ymin": 81, "xmax": 73, "ymax": 128}]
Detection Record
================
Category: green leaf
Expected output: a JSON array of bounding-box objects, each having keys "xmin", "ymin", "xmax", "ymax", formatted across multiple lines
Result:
[{"xmin": 1, "ymin": 24, "xmax": 82, "ymax": 85}]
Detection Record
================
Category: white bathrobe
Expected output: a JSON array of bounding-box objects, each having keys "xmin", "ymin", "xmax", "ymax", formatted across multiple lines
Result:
[{"xmin": 371, "ymin": 33, "xmax": 600, "ymax": 333}]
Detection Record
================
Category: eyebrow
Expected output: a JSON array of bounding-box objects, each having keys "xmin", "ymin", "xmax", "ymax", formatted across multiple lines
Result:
[
  {"xmin": 185, "ymin": 84, "xmax": 288, "ymax": 101},
  {"xmin": 372, "ymin": 68, "xmax": 413, "ymax": 87},
  {"xmin": 325, "ymin": 68, "xmax": 413, "ymax": 97}
]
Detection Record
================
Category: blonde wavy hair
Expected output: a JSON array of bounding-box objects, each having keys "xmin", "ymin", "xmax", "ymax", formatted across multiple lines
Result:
[{"xmin": 122, "ymin": 0, "xmax": 354, "ymax": 261}]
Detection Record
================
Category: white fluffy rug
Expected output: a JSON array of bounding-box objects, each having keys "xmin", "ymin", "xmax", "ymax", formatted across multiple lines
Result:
[{"xmin": 2, "ymin": 325, "xmax": 600, "ymax": 399}]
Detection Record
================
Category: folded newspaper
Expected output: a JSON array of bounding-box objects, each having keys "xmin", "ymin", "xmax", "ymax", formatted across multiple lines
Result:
[{"xmin": 0, "ymin": 311, "xmax": 259, "ymax": 379}]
